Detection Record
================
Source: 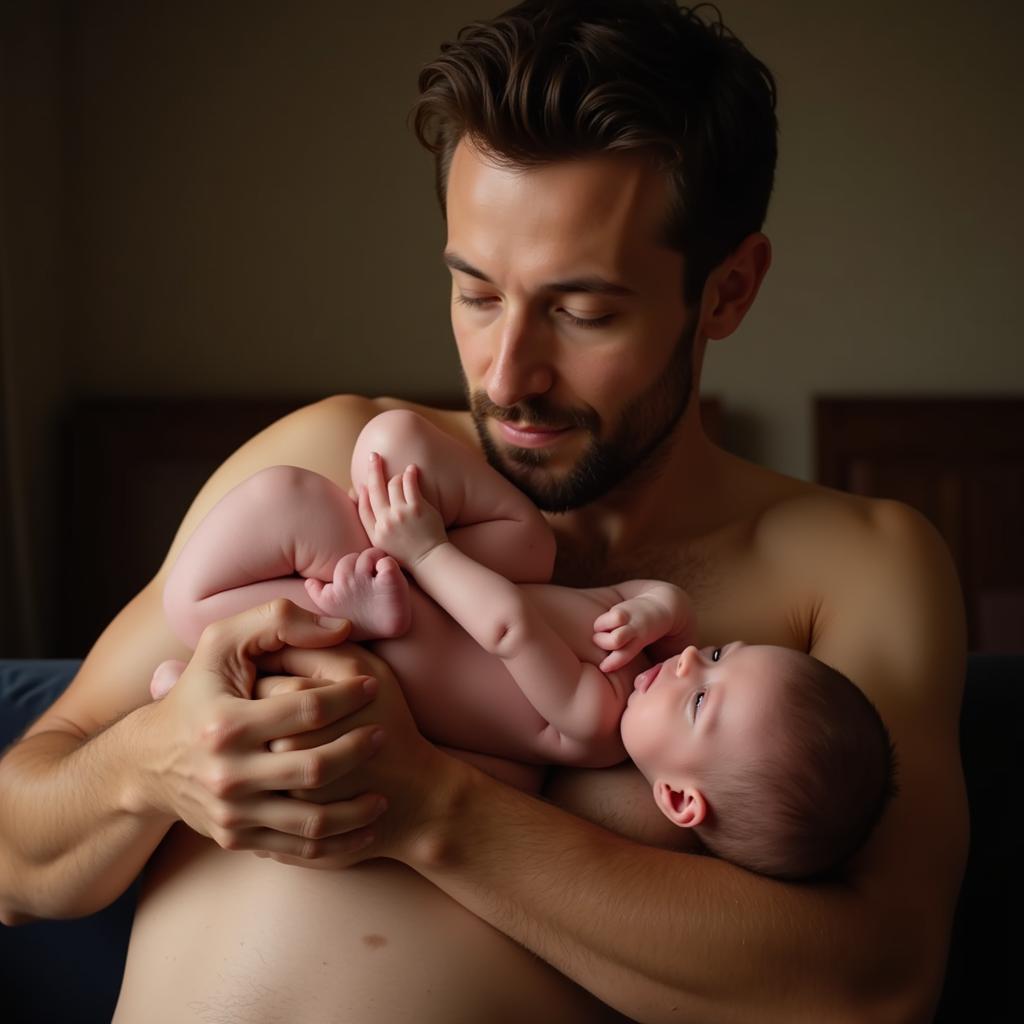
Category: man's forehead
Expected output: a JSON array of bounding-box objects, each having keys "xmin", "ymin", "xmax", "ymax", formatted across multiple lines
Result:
[{"xmin": 445, "ymin": 137, "xmax": 673, "ymax": 273}]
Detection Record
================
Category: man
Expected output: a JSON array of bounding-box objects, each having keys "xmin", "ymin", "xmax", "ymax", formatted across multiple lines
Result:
[{"xmin": 0, "ymin": 2, "xmax": 966, "ymax": 1021}]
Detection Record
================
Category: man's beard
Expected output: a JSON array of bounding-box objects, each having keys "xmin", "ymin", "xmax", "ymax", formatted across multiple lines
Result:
[{"xmin": 465, "ymin": 318, "xmax": 696, "ymax": 512}]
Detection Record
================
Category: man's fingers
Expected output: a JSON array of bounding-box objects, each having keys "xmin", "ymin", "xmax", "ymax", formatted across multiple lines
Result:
[
  {"xmin": 235, "ymin": 675, "xmax": 378, "ymax": 746},
  {"xmin": 193, "ymin": 598, "xmax": 352, "ymax": 683},
  {"xmin": 252, "ymin": 673, "xmax": 331, "ymax": 700},
  {"xmin": 254, "ymin": 828, "xmax": 378, "ymax": 869},
  {"xmin": 210, "ymin": 792, "xmax": 386, "ymax": 850},
  {"xmin": 229, "ymin": 724, "xmax": 385, "ymax": 794},
  {"xmin": 259, "ymin": 641, "xmax": 392, "ymax": 685}
]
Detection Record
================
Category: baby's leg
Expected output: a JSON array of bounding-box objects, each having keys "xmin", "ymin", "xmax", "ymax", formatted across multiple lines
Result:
[
  {"xmin": 163, "ymin": 465, "xmax": 408, "ymax": 647},
  {"xmin": 352, "ymin": 410, "xmax": 556, "ymax": 583}
]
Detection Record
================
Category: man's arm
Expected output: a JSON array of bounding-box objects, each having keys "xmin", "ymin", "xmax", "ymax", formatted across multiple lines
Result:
[
  {"xmin": 0, "ymin": 396, "xmax": 392, "ymax": 923},
  {"xmin": 341, "ymin": 497, "xmax": 966, "ymax": 1024}
]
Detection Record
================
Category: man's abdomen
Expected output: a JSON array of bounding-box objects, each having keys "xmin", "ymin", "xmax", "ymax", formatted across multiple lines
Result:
[{"xmin": 113, "ymin": 826, "xmax": 628, "ymax": 1024}]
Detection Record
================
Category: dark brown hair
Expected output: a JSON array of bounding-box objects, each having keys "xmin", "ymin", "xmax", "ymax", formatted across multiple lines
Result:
[
  {"xmin": 411, "ymin": 0, "xmax": 778, "ymax": 303},
  {"xmin": 696, "ymin": 655, "xmax": 898, "ymax": 881}
]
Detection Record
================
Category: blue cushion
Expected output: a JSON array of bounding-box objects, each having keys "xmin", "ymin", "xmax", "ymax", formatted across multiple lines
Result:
[{"xmin": 0, "ymin": 659, "xmax": 81, "ymax": 752}]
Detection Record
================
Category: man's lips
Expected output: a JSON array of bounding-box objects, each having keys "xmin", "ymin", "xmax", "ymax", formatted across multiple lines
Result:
[{"xmin": 495, "ymin": 420, "xmax": 573, "ymax": 449}]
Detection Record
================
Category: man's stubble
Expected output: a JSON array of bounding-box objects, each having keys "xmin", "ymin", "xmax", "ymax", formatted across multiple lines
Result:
[{"xmin": 465, "ymin": 316, "xmax": 697, "ymax": 513}]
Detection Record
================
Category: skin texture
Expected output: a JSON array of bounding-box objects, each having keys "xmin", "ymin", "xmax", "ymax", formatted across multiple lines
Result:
[{"xmin": 0, "ymin": 139, "xmax": 967, "ymax": 1024}]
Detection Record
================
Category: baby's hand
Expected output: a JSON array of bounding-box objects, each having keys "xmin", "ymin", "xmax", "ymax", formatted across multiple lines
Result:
[
  {"xmin": 357, "ymin": 453, "xmax": 446, "ymax": 568},
  {"xmin": 593, "ymin": 595, "xmax": 676, "ymax": 673}
]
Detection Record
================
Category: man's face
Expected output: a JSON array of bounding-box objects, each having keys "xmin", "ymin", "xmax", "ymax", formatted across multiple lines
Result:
[{"xmin": 444, "ymin": 139, "xmax": 695, "ymax": 511}]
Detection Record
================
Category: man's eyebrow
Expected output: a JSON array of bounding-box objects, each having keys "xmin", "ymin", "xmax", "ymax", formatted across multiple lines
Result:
[{"xmin": 443, "ymin": 251, "xmax": 636, "ymax": 297}]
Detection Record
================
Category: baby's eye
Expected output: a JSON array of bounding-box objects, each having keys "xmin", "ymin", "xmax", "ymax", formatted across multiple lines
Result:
[{"xmin": 712, "ymin": 648, "xmax": 722, "ymax": 662}]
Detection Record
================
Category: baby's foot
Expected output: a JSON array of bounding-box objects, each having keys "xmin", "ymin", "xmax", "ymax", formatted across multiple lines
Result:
[{"xmin": 305, "ymin": 547, "xmax": 411, "ymax": 640}]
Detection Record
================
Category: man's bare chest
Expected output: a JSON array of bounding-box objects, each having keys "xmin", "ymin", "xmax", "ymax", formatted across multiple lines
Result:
[{"xmin": 551, "ymin": 531, "xmax": 809, "ymax": 652}]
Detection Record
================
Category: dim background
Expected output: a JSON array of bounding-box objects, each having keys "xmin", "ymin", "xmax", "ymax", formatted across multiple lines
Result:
[{"xmin": 2, "ymin": 0, "xmax": 1022, "ymax": 655}]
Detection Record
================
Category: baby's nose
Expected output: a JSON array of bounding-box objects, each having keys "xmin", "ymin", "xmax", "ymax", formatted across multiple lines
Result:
[{"xmin": 675, "ymin": 645, "xmax": 700, "ymax": 675}]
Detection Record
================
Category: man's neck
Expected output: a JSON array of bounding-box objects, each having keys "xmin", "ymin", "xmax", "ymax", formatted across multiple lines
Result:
[{"xmin": 548, "ymin": 408, "xmax": 723, "ymax": 551}]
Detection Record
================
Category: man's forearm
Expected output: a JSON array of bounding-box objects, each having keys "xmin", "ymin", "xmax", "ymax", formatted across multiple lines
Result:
[
  {"xmin": 0, "ymin": 710, "xmax": 171, "ymax": 923},
  {"xmin": 406, "ymin": 764, "xmax": 908, "ymax": 1024}
]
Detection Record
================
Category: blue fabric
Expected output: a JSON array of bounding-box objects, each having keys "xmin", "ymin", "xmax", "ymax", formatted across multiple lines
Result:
[
  {"xmin": 0, "ymin": 659, "xmax": 138, "ymax": 1024},
  {"xmin": 0, "ymin": 659, "xmax": 81, "ymax": 753}
]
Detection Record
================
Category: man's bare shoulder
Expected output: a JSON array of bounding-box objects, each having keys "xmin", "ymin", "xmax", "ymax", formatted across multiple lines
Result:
[
  {"xmin": 754, "ymin": 481, "xmax": 950, "ymax": 589},
  {"xmin": 761, "ymin": 479, "xmax": 958, "ymax": 737},
  {"xmin": 746, "ymin": 478, "xmax": 965, "ymax": 713}
]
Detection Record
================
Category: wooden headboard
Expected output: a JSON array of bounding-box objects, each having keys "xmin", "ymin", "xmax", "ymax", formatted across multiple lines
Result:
[{"xmin": 816, "ymin": 397, "xmax": 1024, "ymax": 653}]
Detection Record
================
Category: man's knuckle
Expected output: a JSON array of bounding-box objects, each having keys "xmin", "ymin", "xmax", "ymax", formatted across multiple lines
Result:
[
  {"xmin": 302, "ymin": 810, "xmax": 327, "ymax": 839},
  {"xmin": 216, "ymin": 828, "xmax": 245, "ymax": 852},
  {"xmin": 204, "ymin": 768, "xmax": 237, "ymax": 798},
  {"xmin": 200, "ymin": 714, "xmax": 239, "ymax": 751},
  {"xmin": 296, "ymin": 691, "xmax": 325, "ymax": 727},
  {"xmin": 265, "ymin": 597, "xmax": 293, "ymax": 620},
  {"xmin": 212, "ymin": 804, "xmax": 241, "ymax": 830},
  {"xmin": 199, "ymin": 619, "xmax": 229, "ymax": 648},
  {"xmin": 301, "ymin": 755, "xmax": 326, "ymax": 788}
]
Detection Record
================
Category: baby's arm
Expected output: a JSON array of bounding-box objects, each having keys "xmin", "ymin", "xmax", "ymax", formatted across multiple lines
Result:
[
  {"xmin": 351, "ymin": 410, "xmax": 555, "ymax": 583},
  {"xmin": 359, "ymin": 458, "xmax": 627, "ymax": 766},
  {"xmin": 592, "ymin": 580, "xmax": 697, "ymax": 672}
]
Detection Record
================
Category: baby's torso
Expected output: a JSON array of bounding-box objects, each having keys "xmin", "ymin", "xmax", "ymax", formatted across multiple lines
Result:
[{"xmin": 369, "ymin": 582, "xmax": 648, "ymax": 764}]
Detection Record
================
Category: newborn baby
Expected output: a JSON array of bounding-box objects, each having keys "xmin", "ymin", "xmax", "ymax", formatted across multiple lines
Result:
[{"xmin": 158, "ymin": 410, "xmax": 894, "ymax": 879}]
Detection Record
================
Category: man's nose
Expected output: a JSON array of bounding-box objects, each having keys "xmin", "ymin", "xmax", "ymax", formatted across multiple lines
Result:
[{"xmin": 484, "ymin": 309, "xmax": 554, "ymax": 409}]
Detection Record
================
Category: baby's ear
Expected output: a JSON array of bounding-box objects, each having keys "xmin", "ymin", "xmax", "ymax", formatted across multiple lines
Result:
[{"xmin": 653, "ymin": 781, "xmax": 707, "ymax": 829}]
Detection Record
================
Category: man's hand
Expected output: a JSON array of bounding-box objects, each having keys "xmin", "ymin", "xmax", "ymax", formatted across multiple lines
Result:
[
  {"xmin": 357, "ymin": 453, "xmax": 447, "ymax": 568},
  {"xmin": 251, "ymin": 643, "xmax": 465, "ymax": 870},
  {"xmin": 133, "ymin": 599, "xmax": 390, "ymax": 862}
]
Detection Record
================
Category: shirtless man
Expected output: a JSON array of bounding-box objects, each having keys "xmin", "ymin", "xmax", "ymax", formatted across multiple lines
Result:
[{"xmin": 0, "ymin": 2, "xmax": 967, "ymax": 1022}]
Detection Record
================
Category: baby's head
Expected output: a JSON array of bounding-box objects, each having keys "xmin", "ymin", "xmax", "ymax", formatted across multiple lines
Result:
[{"xmin": 620, "ymin": 643, "xmax": 896, "ymax": 880}]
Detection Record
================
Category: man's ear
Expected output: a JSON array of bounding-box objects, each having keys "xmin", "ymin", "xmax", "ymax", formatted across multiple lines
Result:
[
  {"xmin": 653, "ymin": 780, "xmax": 707, "ymax": 829},
  {"xmin": 698, "ymin": 231, "xmax": 772, "ymax": 341}
]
